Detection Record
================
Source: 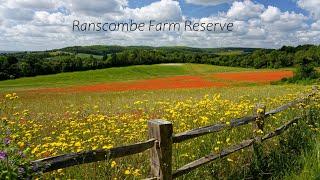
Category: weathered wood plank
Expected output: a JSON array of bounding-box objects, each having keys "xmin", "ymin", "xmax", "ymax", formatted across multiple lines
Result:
[
  {"xmin": 262, "ymin": 116, "xmax": 301, "ymax": 141},
  {"xmin": 31, "ymin": 138, "xmax": 156, "ymax": 173},
  {"xmin": 230, "ymin": 115, "xmax": 257, "ymax": 127},
  {"xmin": 265, "ymin": 90, "xmax": 317, "ymax": 117},
  {"xmin": 172, "ymin": 116, "xmax": 258, "ymax": 144},
  {"xmin": 148, "ymin": 120, "xmax": 173, "ymax": 180},
  {"xmin": 265, "ymin": 100, "xmax": 300, "ymax": 116},
  {"xmin": 173, "ymin": 123, "xmax": 227, "ymax": 143},
  {"xmin": 172, "ymin": 117, "xmax": 302, "ymax": 178}
]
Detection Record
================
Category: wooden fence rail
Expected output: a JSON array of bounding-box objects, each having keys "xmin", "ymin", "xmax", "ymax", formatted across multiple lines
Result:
[
  {"xmin": 31, "ymin": 138, "xmax": 156, "ymax": 173},
  {"xmin": 172, "ymin": 116, "xmax": 301, "ymax": 178},
  {"xmin": 30, "ymin": 87, "xmax": 318, "ymax": 179},
  {"xmin": 173, "ymin": 89, "xmax": 316, "ymax": 144}
]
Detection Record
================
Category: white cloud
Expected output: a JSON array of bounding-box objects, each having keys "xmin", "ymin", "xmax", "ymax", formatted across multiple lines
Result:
[
  {"xmin": 125, "ymin": 0, "xmax": 182, "ymax": 21},
  {"xmin": 0, "ymin": 7, "xmax": 34, "ymax": 21},
  {"xmin": 295, "ymin": 30, "xmax": 320, "ymax": 44},
  {"xmin": 67, "ymin": 0, "xmax": 127, "ymax": 16},
  {"xmin": 185, "ymin": 0, "xmax": 235, "ymax": 6},
  {"xmin": 276, "ymin": 11, "xmax": 307, "ymax": 31},
  {"xmin": 297, "ymin": 0, "xmax": 320, "ymax": 19},
  {"xmin": 261, "ymin": 10, "xmax": 307, "ymax": 33},
  {"xmin": 0, "ymin": 0, "xmax": 319, "ymax": 50},
  {"xmin": 246, "ymin": 28, "xmax": 266, "ymax": 39},
  {"xmin": 261, "ymin": 6, "xmax": 281, "ymax": 22},
  {"xmin": 5, "ymin": 0, "xmax": 61, "ymax": 10},
  {"xmin": 311, "ymin": 20, "xmax": 320, "ymax": 30},
  {"xmin": 227, "ymin": 0, "xmax": 264, "ymax": 20},
  {"xmin": 33, "ymin": 11, "xmax": 68, "ymax": 25}
]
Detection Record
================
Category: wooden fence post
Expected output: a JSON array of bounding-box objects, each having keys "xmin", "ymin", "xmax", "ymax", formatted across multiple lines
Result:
[
  {"xmin": 148, "ymin": 120, "xmax": 173, "ymax": 180},
  {"xmin": 254, "ymin": 104, "xmax": 266, "ymax": 137},
  {"xmin": 252, "ymin": 104, "xmax": 266, "ymax": 173}
]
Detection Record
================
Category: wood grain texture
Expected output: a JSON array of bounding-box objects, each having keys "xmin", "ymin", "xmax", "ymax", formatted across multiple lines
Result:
[
  {"xmin": 31, "ymin": 138, "xmax": 156, "ymax": 173},
  {"xmin": 148, "ymin": 119, "xmax": 173, "ymax": 180}
]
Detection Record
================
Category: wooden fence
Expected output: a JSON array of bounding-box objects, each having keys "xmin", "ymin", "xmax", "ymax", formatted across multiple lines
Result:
[{"xmin": 30, "ymin": 86, "xmax": 319, "ymax": 179}]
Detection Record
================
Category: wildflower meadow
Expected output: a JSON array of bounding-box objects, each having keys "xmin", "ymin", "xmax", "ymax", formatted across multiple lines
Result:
[{"xmin": 1, "ymin": 83, "xmax": 319, "ymax": 179}]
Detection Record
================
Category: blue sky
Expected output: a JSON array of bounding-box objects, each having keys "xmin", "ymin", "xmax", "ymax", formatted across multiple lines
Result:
[
  {"xmin": 0, "ymin": 0, "xmax": 320, "ymax": 50},
  {"xmin": 128, "ymin": 0, "xmax": 307, "ymax": 18}
]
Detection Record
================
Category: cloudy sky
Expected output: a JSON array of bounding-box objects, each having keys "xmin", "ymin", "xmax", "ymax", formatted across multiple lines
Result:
[{"xmin": 0, "ymin": 0, "xmax": 320, "ymax": 51}]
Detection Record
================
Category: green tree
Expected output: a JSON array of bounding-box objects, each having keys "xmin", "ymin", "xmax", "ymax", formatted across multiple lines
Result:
[{"xmin": 294, "ymin": 57, "xmax": 318, "ymax": 80}]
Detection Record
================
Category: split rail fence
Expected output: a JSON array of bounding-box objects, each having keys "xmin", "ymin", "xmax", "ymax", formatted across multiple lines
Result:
[{"xmin": 30, "ymin": 86, "xmax": 319, "ymax": 179}]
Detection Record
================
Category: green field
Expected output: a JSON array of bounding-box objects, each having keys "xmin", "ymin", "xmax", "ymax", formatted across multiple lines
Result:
[
  {"xmin": 0, "ymin": 64, "xmax": 260, "ymax": 92},
  {"xmin": 0, "ymin": 64, "xmax": 319, "ymax": 179},
  {"xmin": 76, "ymin": 53, "xmax": 103, "ymax": 59}
]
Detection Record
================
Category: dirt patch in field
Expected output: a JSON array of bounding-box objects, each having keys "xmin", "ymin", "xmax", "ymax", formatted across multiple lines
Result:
[
  {"xmin": 159, "ymin": 63, "xmax": 184, "ymax": 66},
  {"xmin": 32, "ymin": 76, "xmax": 226, "ymax": 93},
  {"xmin": 212, "ymin": 71, "xmax": 293, "ymax": 83}
]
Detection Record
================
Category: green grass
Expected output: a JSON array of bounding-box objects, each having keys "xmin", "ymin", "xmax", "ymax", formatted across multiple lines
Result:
[
  {"xmin": 0, "ymin": 64, "xmax": 254, "ymax": 91},
  {"xmin": 283, "ymin": 110, "xmax": 320, "ymax": 180},
  {"xmin": 76, "ymin": 53, "xmax": 103, "ymax": 59},
  {"xmin": 284, "ymin": 141, "xmax": 320, "ymax": 180}
]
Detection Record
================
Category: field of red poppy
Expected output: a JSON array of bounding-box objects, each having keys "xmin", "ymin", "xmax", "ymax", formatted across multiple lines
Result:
[{"xmin": 24, "ymin": 68, "xmax": 292, "ymax": 93}]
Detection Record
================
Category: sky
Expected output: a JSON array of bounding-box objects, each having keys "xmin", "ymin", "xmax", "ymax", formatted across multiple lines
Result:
[{"xmin": 0, "ymin": 0, "xmax": 320, "ymax": 51}]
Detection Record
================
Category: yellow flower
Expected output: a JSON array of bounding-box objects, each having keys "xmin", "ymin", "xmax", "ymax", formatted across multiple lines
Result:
[
  {"xmin": 74, "ymin": 142, "xmax": 81, "ymax": 147},
  {"xmin": 256, "ymin": 129, "xmax": 264, "ymax": 134},
  {"xmin": 103, "ymin": 144, "xmax": 113, "ymax": 149},
  {"xmin": 227, "ymin": 158, "xmax": 234, "ymax": 162},
  {"xmin": 124, "ymin": 169, "xmax": 131, "ymax": 175},
  {"xmin": 18, "ymin": 142, "xmax": 25, "ymax": 148},
  {"xmin": 257, "ymin": 108, "xmax": 264, "ymax": 114},
  {"xmin": 111, "ymin": 161, "xmax": 117, "ymax": 168},
  {"xmin": 132, "ymin": 169, "xmax": 141, "ymax": 176}
]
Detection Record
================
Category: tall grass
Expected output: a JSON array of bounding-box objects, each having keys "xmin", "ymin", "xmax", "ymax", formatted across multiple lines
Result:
[{"xmin": 283, "ymin": 106, "xmax": 320, "ymax": 180}]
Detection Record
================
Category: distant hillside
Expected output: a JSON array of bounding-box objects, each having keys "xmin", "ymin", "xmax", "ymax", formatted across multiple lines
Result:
[
  {"xmin": 0, "ymin": 44, "xmax": 319, "ymax": 81},
  {"xmin": 56, "ymin": 45, "xmax": 259, "ymax": 56},
  {"xmin": 0, "ymin": 51, "xmax": 21, "ymax": 54}
]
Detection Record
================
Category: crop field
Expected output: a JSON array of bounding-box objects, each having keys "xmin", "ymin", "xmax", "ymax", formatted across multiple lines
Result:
[{"xmin": 0, "ymin": 64, "xmax": 319, "ymax": 179}]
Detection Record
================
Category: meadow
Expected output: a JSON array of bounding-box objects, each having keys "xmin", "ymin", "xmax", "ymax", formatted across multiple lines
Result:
[
  {"xmin": 0, "ymin": 64, "xmax": 319, "ymax": 179},
  {"xmin": 0, "ymin": 64, "xmax": 251, "ymax": 91}
]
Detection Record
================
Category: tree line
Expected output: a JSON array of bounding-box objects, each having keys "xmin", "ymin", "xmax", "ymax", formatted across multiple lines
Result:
[{"xmin": 0, "ymin": 44, "xmax": 319, "ymax": 81}]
